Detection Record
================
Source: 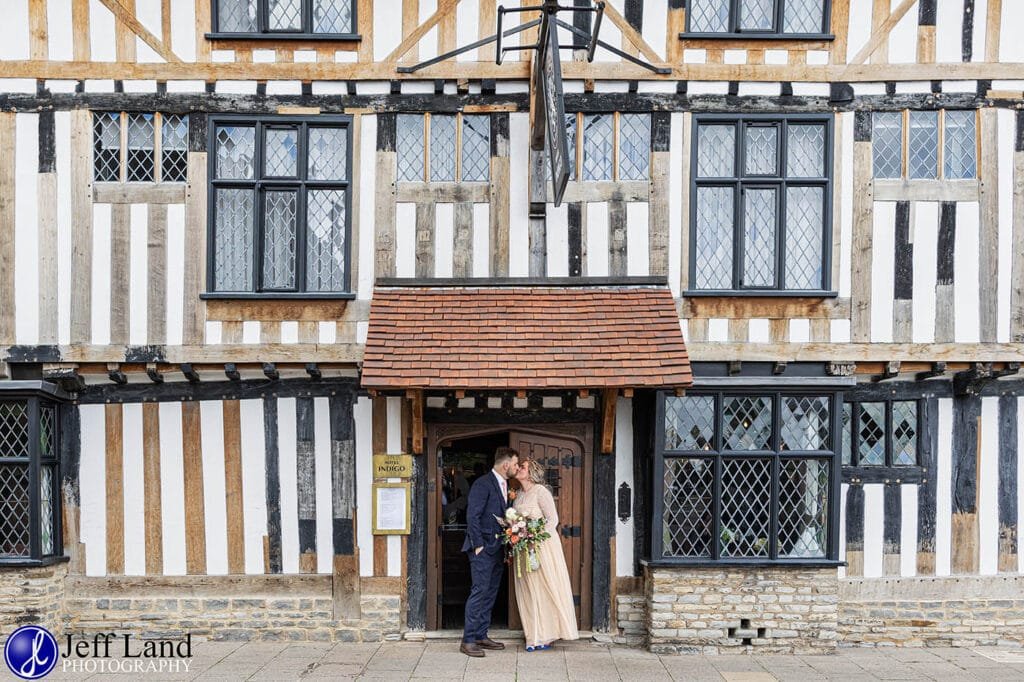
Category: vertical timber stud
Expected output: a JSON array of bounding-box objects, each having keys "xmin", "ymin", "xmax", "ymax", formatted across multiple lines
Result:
[
  {"xmin": 978, "ymin": 108, "xmax": 999, "ymax": 343},
  {"xmin": 182, "ymin": 401, "xmax": 207, "ymax": 575},
  {"xmin": 453, "ymin": 202, "xmax": 473, "ymax": 277},
  {"xmin": 917, "ymin": 398, "xmax": 939, "ymax": 575},
  {"xmin": 38, "ymin": 110, "xmax": 58, "ymax": 344},
  {"xmin": 223, "ymin": 400, "xmax": 245, "ymax": 575},
  {"xmin": 917, "ymin": 0, "xmax": 936, "ymax": 63},
  {"xmin": 851, "ymin": 113, "xmax": 874, "ymax": 342},
  {"xmin": 60, "ymin": 404, "xmax": 84, "ymax": 574},
  {"xmin": 371, "ymin": 396, "xmax": 388, "ymax": 576},
  {"xmin": 376, "ymin": 113, "xmax": 398, "ymax": 279},
  {"xmin": 415, "ymin": 203, "xmax": 436, "ymax": 278},
  {"xmin": 329, "ymin": 394, "xmax": 360, "ymax": 620},
  {"xmin": 883, "ymin": 483, "xmax": 902, "ymax": 575},
  {"xmin": 568, "ymin": 203, "xmax": 583, "ymax": 276},
  {"xmin": 608, "ymin": 201, "xmax": 627, "ymax": 277},
  {"xmin": 408, "ymin": 390, "xmax": 424, "ymax": 455},
  {"xmin": 70, "ymin": 110, "xmax": 93, "ymax": 344},
  {"xmin": 667, "ymin": 0, "xmax": 685, "ymax": 62},
  {"xmin": 593, "ymin": 395, "xmax": 617, "ymax": 631},
  {"xmin": 0, "ymin": 113, "xmax": 15, "ymax": 345},
  {"xmin": 263, "ymin": 397, "xmax": 283, "ymax": 574},
  {"xmin": 490, "ymin": 113, "xmax": 511, "ymax": 277},
  {"xmin": 1014, "ymin": 112, "xmax": 1024, "ymax": 342},
  {"xmin": 296, "ymin": 398, "xmax": 318, "ymax": 573},
  {"xmin": 845, "ymin": 484, "xmax": 865, "ymax": 576},
  {"xmin": 142, "ymin": 403, "xmax": 164, "ymax": 575},
  {"xmin": 951, "ymin": 395, "xmax": 981, "ymax": 574},
  {"xmin": 148, "ymin": 205, "xmax": 168, "ymax": 345},
  {"xmin": 935, "ymin": 203, "xmax": 957, "ymax": 343},
  {"xmin": 602, "ymin": 389, "xmax": 617, "ymax": 454},
  {"xmin": 893, "ymin": 202, "xmax": 913, "ymax": 342},
  {"xmin": 110, "ymin": 205, "xmax": 130, "ymax": 345},
  {"xmin": 183, "ymin": 115, "xmax": 208, "ymax": 344},
  {"xmin": 528, "ymin": 146, "xmax": 547, "ymax": 277},
  {"xmin": 961, "ymin": 0, "xmax": 975, "ymax": 62},
  {"xmin": 649, "ymin": 112, "xmax": 671, "ymax": 277},
  {"xmin": 105, "ymin": 404, "xmax": 125, "ymax": 575},
  {"xmin": 998, "ymin": 395, "xmax": 1018, "ymax": 572}
]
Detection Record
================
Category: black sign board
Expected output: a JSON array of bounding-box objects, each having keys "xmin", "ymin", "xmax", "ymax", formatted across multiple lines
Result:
[{"xmin": 540, "ymin": 20, "xmax": 570, "ymax": 207}]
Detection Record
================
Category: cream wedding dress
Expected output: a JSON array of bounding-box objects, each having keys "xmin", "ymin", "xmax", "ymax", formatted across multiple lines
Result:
[{"xmin": 512, "ymin": 484, "xmax": 580, "ymax": 647}]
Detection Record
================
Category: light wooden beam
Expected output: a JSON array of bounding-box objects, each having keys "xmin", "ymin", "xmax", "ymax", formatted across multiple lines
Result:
[{"xmin": 601, "ymin": 389, "xmax": 617, "ymax": 454}]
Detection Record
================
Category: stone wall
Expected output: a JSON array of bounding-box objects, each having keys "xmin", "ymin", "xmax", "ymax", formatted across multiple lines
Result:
[
  {"xmin": 615, "ymin": 594, "xmax": 646, "ymax": 646},
  {"xmin": 839, "ymin": 575, "xmax": 1024, "ymax": 647},
  {"xmin": 0, "ymin": 563, "xmax": 68, "ymax": 641},
  {"xmin": 645, "ymin": 566, "xmax": 839, "ymax": 654}
]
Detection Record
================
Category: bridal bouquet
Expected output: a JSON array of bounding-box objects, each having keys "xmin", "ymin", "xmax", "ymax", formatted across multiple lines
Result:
[{"xmin": 495, "ymin": 507, "xmax": 551, "ymax": 578}]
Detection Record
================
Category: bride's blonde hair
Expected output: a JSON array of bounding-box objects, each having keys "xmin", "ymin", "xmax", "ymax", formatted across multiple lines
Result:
[{"xmin": 524, "ymin": 459, "xmax": 546, "ymax": 486}]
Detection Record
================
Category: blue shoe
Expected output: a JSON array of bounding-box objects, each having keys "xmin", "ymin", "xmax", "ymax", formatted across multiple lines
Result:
[{"xmin": 525, "ymin": 645, "xmax": 536, "ymax": 652}]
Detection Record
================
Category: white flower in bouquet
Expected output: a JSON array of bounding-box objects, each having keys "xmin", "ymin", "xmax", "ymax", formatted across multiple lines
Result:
[
  {"xmin": 514, "ymin": 521, "xmax": 526, "ymax": 531},
  {"xmin": 505, "ymin": 507, "xmax": 518, "ymax": 521}
]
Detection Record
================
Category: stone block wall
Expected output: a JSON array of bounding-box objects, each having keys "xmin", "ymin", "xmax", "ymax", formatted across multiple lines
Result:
[
  {"xmin": 839, "ymin": 576, "xmax": 1024, "ymax": 647},
  {"xmin": 0, "ymin": 564, "xmax": 68, "ymax": 642},
  {"xmin": 61, "ymin": 593, "xmax": 401, "ymax": 643},
  {"xmin": 645, "ymin": 566, "xmax": 839, "ymax": 654},
  {"xmin": 615, "ymin": 594, "xmax": 646, "ymax": 646}
]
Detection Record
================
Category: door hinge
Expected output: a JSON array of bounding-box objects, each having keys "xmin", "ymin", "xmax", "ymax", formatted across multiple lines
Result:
[
  {"xmin": 561, "ymin": 525, "xmax": 581, "ymax": 538},
  {"xmin": 573, "ymin": 594, "xmax": 581, "ymax": 606}
]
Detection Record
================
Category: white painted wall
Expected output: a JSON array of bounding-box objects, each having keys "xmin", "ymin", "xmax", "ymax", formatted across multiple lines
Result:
[{"xmin": 615, "ymin": 397, "xmax": 635, "ymax": 577}]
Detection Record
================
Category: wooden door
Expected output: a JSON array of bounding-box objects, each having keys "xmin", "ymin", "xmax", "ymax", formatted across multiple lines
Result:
[{"xmin": 509, "ymin": 430, "xmax": 592, "ymax": 629}]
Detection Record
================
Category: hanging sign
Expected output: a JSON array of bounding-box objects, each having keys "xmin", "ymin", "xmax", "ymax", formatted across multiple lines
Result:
[{"xmin": 540, "ymin": 20, "xmax": 570, "ymax": 206}]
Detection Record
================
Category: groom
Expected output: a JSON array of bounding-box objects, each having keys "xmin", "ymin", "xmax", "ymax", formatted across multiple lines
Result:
[{"xmin": 460, "ymin": 446, "xmax": 520, "ymax": 657}]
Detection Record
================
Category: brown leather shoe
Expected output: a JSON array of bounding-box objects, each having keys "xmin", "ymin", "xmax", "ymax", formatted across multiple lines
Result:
[
  {"xmin": 476, "ymin": 638, "xmax": 505, "ymax": 650},
  {"xmin": 460, "ymin": 642, "xmax": 485, "ymax": 657}
]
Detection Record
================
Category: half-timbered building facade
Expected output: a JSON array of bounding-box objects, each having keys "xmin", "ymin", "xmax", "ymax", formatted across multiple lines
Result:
[{"xmin": 1, "ymin": 0, "xmax": 1023, "ymax": 654}]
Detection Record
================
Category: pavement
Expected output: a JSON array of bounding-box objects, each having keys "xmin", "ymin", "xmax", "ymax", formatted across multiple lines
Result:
[{"xmin": 36, "ymin": 638, "xmax": 1024, "ymax": 681}]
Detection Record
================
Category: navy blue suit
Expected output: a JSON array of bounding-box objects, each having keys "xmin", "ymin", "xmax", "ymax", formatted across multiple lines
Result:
[{"xmin": 462, "ymin": 470, "xmax": 508, "ymax": 644}]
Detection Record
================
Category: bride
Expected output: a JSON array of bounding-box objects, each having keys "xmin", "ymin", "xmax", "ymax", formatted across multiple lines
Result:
[{"xmin": 512, "ymin": 459, "xmax": 580, "ymax": 651}]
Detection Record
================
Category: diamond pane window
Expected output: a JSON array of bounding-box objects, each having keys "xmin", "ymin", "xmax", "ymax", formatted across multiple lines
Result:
[
  {"xmin": 872, "ymin": 112, "xmax": 903, "ymax": 179},
  {"xmin": 217, "ymin": 0, "xmax": 257, "ymax": 31},
  {"xmin": 778, "ymin": 459, "xmax": 829, "ymax": 558},
  {"xmin": 126, "ymin": 114, "xmax": 155, "ymax": 182},
  {"xmin": 582, "ymin": 114, "xmax": 614, "ymax": 181},
  {"xmin": 692, "ymin": 116, "xmax": 831, "ymax": 293},
  {"xmin": 663, "ymin": 458, "xmax": 714, "ymax": 557},
  {"xmin": 216, "ymin": 0, "xmax": 354, "ymax": 35},
  {"xmin": 944, "ymin": 111, "xmax": 977, "ymax": 179},
  {"xmin": 857, "ymin": 402, "xmax": 886, "ymax": 466},
  {"xmin": 697, "ymin": 125, "xmax": 736, "ymax": 178},
  {"xmin": 430, "ymin": 115, "xmax": 457, "ymax": 182},
  {"xmin": 306, "ymin": 190, "xmax": 346, "ymax": 292},
  {"xmin": 461, "ymin": 115, "xmax": 490, "ymax": 182},
  {"xmin": 214, "ymin": 188, "xmax": 255, "ymax": 292},
  {"xmin": 687, "ymin": 0, "xmax": 827, "ymax": 35},
  {"xmin": 397, "ymin": 115, "xmax": 425, "ymax": 182},
  {"xmin": 688, "ymin": 0, "xmax": 730, "ymax": 32},
  {"xmin": 313, "ymin": 0, "xmax": 353, "ymax": 33},
  {"xmin": 93, "ymin": 113, "xmax": 122, "ymax": 181},
  {"xmin": 263, "ymin": 190, "xmax": 298, "ymax": 289},
  {"xmin": 161, "ymin": 115, "xmax": 189, "ymax": 182},
  {"xmin": 909, "ymin": 111, "xmax": 939, "ymax": 179},
  {"xmin": 742, "ymin": 189, "xmax": 777, "ymax": 287},
  {"xmin": 269, "ymin": 0, "xmax": 302, "ymax": 30},
  {"xmin": 783, "ymin": 0, "xmax": 825, "ymax": 33},
  {"xmin": 892, "ymin": 401, "xmax": 918, "ymax": 465},
  {"xmin": 841, "ymin": 403, "xmax": 852, "ymax": 465},
  {"xmin": 657, "ymin": 391, "xmax": 839, "ymax": 564},
  {"xmin": 0, "ymin": 394, "xmax": 64, "ymax": 564},
  {"xmin": 723, "ymin": 396, "xmax": 772, "ymax": 450},
  {"xmin": 308, "ymin": 126, "xmax": 347, "ymax": 181},
  {"xmin": 739, "ymin": 0, "xmax": 775, "ymax": 30},
  {"xmin": 209, "ymin": 117, "xmax": 351, "ymax": 295},
  {"xmin": 720, "ymin": 458, "xmax": 772, "ymax": 557},
  {"xmin": 694, "ymin": 186, "xmax": 735, "ymax": 290},
  {"xmin": 665, "ymin": 396, "xmax": 716, "ymax": 451},
  {"xmin": 618, "ymin": 114, "xmax": 650, "ymax": 180}
]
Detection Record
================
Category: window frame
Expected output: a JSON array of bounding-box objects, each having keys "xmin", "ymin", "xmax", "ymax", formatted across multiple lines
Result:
[
  {"xmin": 93, "ymin": 111, "xmax": 190, "ymax": 184},
  {"xmin": 688, "ymin": 113, "xmax": 835, "ymax": 297},
  {"xmin": 208, "ymin": 0, "xmax": 361, "ymax": 40},
  {"xmin": 871, "ymin": 109, "xmax": 980, "ymax": 181},
  {"xmin": 0, "ymin": 384, "xmax": 68, "ymax": 567},
  {"xmin": 549, "ymin": 112, "xmax": 652, "ymax": 184},
  {"xmin": 841, "ymin": 398, "xmax": 923, "ymax": 480},
  {"xmin": 651, "ymin": 389, "xmax": 843, "ymax": 567},
  {"xmin": 204, "ymin": 114, "xmax": 355, "ymax": 300},
  {"xmin": 681, "ymin": 0, "xmax": 834, "ymax": 40},
  {"xmin": 396, "ymin": 112, "xmax": 492, "ymax": 184}
]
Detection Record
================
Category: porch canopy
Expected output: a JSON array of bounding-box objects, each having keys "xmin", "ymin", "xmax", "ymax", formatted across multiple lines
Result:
[{"xmin": 361, "ymin": 278, "xmax": 693, "ymax": 392}]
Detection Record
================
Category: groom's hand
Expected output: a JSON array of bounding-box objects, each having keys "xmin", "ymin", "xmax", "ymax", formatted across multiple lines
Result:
[{"xmin": 474, "ymin": 547, "xmax": 483, "ymax": 555}]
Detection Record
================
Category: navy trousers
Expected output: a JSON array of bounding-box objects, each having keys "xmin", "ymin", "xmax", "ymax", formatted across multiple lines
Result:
[{"xmin": 463, "ymin": 549, "xmax": 505, "ymax": 643}]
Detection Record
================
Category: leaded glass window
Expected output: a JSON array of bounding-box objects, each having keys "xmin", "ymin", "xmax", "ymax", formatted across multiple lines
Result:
[
  {"xmin": 871, "ymin": 110, "xmax": 977, "ymax": 180},
  {"xmin": 547, "ymin": 112, "xmax": 651, "ymax": 185},
  {"xmin": 841, "ymin": 399, "xmax": 920, "ymax": 468},
  {"xmin": 209, "ymin": 116, "xmax": 352, "ymax": 296},
  {"xmin": 656, "ymin": 391, "xmax": 840, "ymax": 563},
  {"xmin": 213, "ymin": 0, "xmax": 356, "ymax": 35},
  {"xmin": 0, "ymin": 391, "xmax": 64, "ymax": 565},
  {"xmin": 396, "ymin": 113, "xmax": 491, "ymax": 183},
  {"xmin": 94, "ymin": 112, "xmax": 189, "ymax": 183},
  {"xmin": 691, "ymin": 115, "xmax": 832, "ymax": 292},
  {"xmin": 583, "ymin": 114, "xmax": 614, "ymax": 181},
  {"xmin": 686, "ymin": 0, "xmax": 829, "ymax": 36}
]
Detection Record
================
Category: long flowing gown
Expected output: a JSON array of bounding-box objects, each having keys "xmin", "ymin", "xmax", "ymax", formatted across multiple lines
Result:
[{"xmin": 513, "ymin": 484, "xmax": 580, "ymax": 647}]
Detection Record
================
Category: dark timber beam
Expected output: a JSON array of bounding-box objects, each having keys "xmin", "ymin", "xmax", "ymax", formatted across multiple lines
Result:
[
  {"xmin": 224, "ymin": 364, "xmax": 241, "ymax": 381},
  {"xmin": 107, "ymin": 364, "xmax": 127, "ymax": 385},
  {"xmin": 146, "ymin": 363, "xmax": 164, "ymax": 383},
  {"xmin": 915, "ymin": 361, "xmax": 947, "ymax": 381},
  {"xmin": 180, "ymin": 363, "xmax": 201, "ymax": 383},
  {"xmin": 262, "ymin": 363, "xmax": 280, "ymax": 381}
]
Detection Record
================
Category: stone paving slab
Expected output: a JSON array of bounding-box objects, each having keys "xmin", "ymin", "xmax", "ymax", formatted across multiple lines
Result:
[{"xmin": 26, "ymin": 639, "xmax": 1024, "ymax": 681}]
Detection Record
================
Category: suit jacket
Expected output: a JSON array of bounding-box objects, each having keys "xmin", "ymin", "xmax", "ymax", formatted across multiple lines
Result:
[{"xmin": 461, "ymin": 471, "xmax": 509, "ymax": 554}]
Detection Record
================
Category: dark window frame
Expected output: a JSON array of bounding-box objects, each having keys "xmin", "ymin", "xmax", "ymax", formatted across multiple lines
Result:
[
  {"xmin": 0, "ymin": 385, "xmax": 67, "ymax": 567},
  {"xmin": 204, "ymin": 114, "xmax": 355, "ymax": 300},
  {"xmin": 208, "ymin": 0, "xmax": 361, "ymax": 40},
  {"xmin": 688, "ymin": 113, "xmax": 835, "ymax": 297},
  {"xmin": 841, "ymin": 398, "xmax": 923, "ymax": 475},
  {"xmin": 650, "ymin": 389, "xmax": 843, "ymax": 567},
  {"xmin": 681, "ymin": 0, "xmax": 834, "ymax": 40}
]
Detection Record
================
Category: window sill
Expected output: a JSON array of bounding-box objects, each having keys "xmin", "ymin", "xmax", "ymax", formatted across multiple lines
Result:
[
  {"xmin": 200, "ymin": 293, "xmax": 357, "ymax": 301},
  {"xmin": 683, "ymin": 290, "xmax": 838, "ymax": 298},
  {"xmin": 642, "ymin": 558, "xmax": 844, "ymax": 568},
  {"xmin": 872, "ymin": 178, "xmax": 980, "ymax": 202},
  {"xmin": 0, "ymin": 555, "xmax": 70, "ymax": 569},
  {"xmin": 679, "ymin": 33, "xmax": 835, "ymax": 42},
  {"xmin": 205, "ymin": 33, "xmax": 362, "ymax": 42}
]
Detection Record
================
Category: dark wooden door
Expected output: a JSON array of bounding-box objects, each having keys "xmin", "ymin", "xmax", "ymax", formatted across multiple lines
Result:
[{"xmin": 508, "ymin": 430, "xmax": 591, "ymax": 629}]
